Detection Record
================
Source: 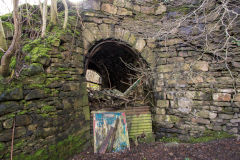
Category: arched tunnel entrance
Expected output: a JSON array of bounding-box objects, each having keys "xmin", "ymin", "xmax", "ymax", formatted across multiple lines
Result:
[
  {"xmin": 84, "ymin": 39, "xmax": 153, "ymax": 110},
  {"xmin": 84, "ymin": 39, "xmax": 155, "ymax": 143},
  {"xmin": 85, "ymin": 40, "xmax": 139, "ymax": 92}
]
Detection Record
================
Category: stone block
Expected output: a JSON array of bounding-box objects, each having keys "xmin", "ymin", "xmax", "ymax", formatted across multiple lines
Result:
[
  {"xmin": 159, "ymin": 39, "xmax": 183, "ymax": 46},
  {"xmin": 197, "ymin": 110, "xmax": 210, "ymax": 119},
  {"xmin": 40, "ymin": 127, "xmax": 57, "ymax": 138},
  {"xmin": 117, "ymin": 8, "xmax": 132, "ymax": 16},
  {"xmin": 16, "ymin": 115, "xmax": 32, "ymax": 126},
  {"xmin": 140, "ymin": 6, "xmax": 154, "ymax": 14},
  {"xmin": 3, "ymin": 119, "xmax": 13, "ymax": 129},
  {"xmin": 193, "ymin": 118, "xmax": 210, "ymax": 125},
  {"xmin": 233, "ymin": 102, "xmax": 240, "ymax": 107},
  {"xmin": 133, "ymin": 5, "xmax": 141, "ymax": 12},
  {"xmin": 190, "ymin": 76, "xmax": 204, "ymax": 84},
  {"xmin": 177, "ymin": 97, "xmax": 192, "ymax": 112},
  {"xmin": 230, "ymin": 119, "xmax": 240, "ymax": 123},
  {"xmin": 229, "ymin": 128, "xmax": 238, "ymax": 134},
  {"xmin": 219, "ymin": 114, "xmax": 233, "ymax": 119},
  {"xmin": 0, "ymin": 86, "xmax": 23, "ymax": 102},
  {"xmin": 155, "ymin": 108, "xmax": 166, "ymax": 115},
  {"xmin": 234, "ymin": 94, "xmax": 240, "ymax": 102},
  {"xmin": 0, "ymin": 102, "xmax": 21, "ymax": 116},
  {"xmin": 213, "ymin": 102, "xmax": 231, "ymax": 107},
  {"xmin": 212, "ymin": 125, "xmax": 222, "ymax": 131},
  {"xmin": 115, "ymin": 27, "xmax": 125, "ymax": 40},
  {"xmin": 167, "ymin": 57, "xmax": 184, "ymax": 63},
  {"xmin": 158, "ymin": 64, "xmax": 174, "ymax": 73},
  {"xmin": 192, "ymin": 61, "xmax": 209, "ymax": 71},
  {"xmin": 62, "ymin": 82, "xmax": 81, "ymax": 91},
  {"xmin": 23, "ymin": 63, "xmax": 44, "ymax": 76},
  {"xmin": 99, "ymin": 23, "xmax": 111, "ymax": 39},
  {"xmin": 166, "ymin": 115, "xmax": 180, "ymax": 123},
  {"xmin": 155, "ymin": 4, "xmax": 167, "ymax": 15},
  {"xmin": 128, "ymin": 34, "xmax": 136, "ymax": 45},
  {"xmin": 62, "ymin": 98, "xmax": 73, "ymax": 109},
  {"xmin": 101, "ymin": 3, "xmax": 117, "ymax": 14},
  {"xmin": 113, "ymin": 0, "xmax": 125, "ymax": 7},
  {"xmin": 209, "ymin": 112, "xmax": 217, "ymax": 119},
  {"xmin": 213, "ymin": 93, "xmax": 231, "ymax": 102},
  {"xmin": 156, "ymin": 100, "xmax": 169, "ymax": 108},
  {"xmin": 217, "ymin": 89, "xmax": 235, "ymax": 93},
  {"xmin": 0, "ymin": 127, "xmax": 26, "ymax": 142},
  {"xmin": 141, "ymin": 47, "xmax": 156, "ymax": 67},
  {"xmin": 134, "ymin": 38, "xmax": 146, "ymax": 52},
  {"xmin": 122, "ymin": 30, "xmax": 131, "ymax": 42},
  {"xmin": 25, "ymin": 89, "xmax": 45, "ymax": 100},
  {"xmin": 82, "ymin": 29, "xmax": 95, "ymax": 44}
]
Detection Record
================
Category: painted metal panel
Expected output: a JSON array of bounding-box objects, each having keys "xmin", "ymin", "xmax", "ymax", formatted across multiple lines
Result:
[
  {"xmin": 91, "ymin": 106, "xmax": 153, "ymax": 139},
  {"xmin": 93, "ymin": 112, "xmax": 130, "ymax": 153}
]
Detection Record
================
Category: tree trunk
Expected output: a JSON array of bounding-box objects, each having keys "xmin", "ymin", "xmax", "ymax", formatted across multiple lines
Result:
[
  {"xmin": 39, "ymin": 0, "xmax": 43, "ymax": 16},
  {"xmin": 50, "ymin": 0, "xmax": 57, "ymax": 25},
  {"xmin": 0, "ymin": 18, "xmax": 7, "ymax": 52},
  {"xmin": 62, "ymin": 0, "xmax": 68, "ymax": 30},
  {"xmin": 0, "ymin": 0, "xmax": 20, "ymax": 77},
  {"xmin": 41, "ymin": 0, "xmax": 48, "ymax": 38}
]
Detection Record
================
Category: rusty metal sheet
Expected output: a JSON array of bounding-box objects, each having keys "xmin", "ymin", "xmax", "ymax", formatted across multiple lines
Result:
[{"xmin": 93, "ymin": 112, "xmax": 130, "ymax": 153}]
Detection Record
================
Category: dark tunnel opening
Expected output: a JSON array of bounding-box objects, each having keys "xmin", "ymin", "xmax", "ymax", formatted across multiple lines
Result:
[{"xmin": 85, "ymin": 40, "xmax": 140, "ymax": 92}]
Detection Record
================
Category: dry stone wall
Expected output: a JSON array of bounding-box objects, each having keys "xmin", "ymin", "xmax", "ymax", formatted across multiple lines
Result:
[
  {"xmin": 0, "ymin": 28, "xmax": 90, "ymax": 159},
  {"xmin": 0, "ymin": 0, "xmax": 239, "ymax": 159},
  {"xmin": 79, "ymin": 0, "xmax": 240, "ymax": 140}
]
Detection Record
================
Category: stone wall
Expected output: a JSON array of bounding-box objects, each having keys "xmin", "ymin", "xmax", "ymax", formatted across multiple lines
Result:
[
  {"xmin": 0, "ymin": 0, "xmax": 239, "ymax": 159},
  {"xmin": 0, "ymin": 24, "xmax": 91, "ymax": 159},
  {"xmin": 79, "ymin": 0, "xmax": 240, "ymax": 140}
]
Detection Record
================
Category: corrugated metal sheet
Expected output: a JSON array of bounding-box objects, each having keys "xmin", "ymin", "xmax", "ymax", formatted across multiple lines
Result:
[{"xmin": 91, "ymin": 106, "xmax": 153, "ymax": 139}]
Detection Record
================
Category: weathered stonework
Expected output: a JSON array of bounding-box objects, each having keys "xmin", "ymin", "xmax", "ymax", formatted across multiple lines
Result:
[{"xmin": 0, "ymin": 0, "xmax": 239, "ymax": 159}]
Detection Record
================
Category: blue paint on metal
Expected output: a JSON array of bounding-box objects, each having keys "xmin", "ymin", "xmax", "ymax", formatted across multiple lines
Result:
[{"xmin": 93, "ymin": 112, "xmax": 130, "ymax": 153}]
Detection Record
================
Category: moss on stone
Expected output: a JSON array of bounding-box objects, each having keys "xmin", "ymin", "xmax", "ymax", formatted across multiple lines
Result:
[
  {"xmin": 82, "ymin": 106, "xmax": 90, "ymax": 120},
  {"xmin": 46, "ymin": 77, "xmax": 60, "ymax": 85},
  {"xmin": 167, "ymin": 115, "xmax": 180, "ymax": 123},
  {"xmin": 28, "ymin": 83, "xmax": 45, "ymax": 89},
  {"xmin": 17, "ymin": 110, "xmax": 28, "ymax": 115},
  {"xmin": 58, "ymin": 67, "xmax": 68, "ymax": 71},
  {"xmin": 188, "ymin": 130, "xmax": 234, "ymax": 143},
  {"xmin": 12, "ymin": 126, "xmax": 90, "ymax": 160},
  {"xmin": 23, "ymin": 38, "xmax": 51, "ymax": 64},
  {"xmin": 5, "ymin": 113, "xmax": 16, "ymax": 119},
  {"xmin": 15, "ymin": 139, "xmax": 25, "ymax": 149},
  {"xmin": 159, "ymin": 136, "xmax": 181, "ymax": 143},
  {"xmin": 168, "ymin": 5, "xmax": 192, "ymax": 15},
  {"xmin": 0, "ymin": 142, "xmax": 5, "ymax": 151},
  {"xmin": 41, "ymin": 105, "xmax": 56, "ymax": 113},
  {"xmin": 159, "ymin": 130, "xmax": 234, "ymax": 143}
]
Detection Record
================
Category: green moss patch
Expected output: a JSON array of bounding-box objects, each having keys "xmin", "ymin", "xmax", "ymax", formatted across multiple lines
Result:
[
  {"xmin": 0, "ymin": 142, "xmax": 5, "ymax": 151},
  {"xmin": 159, "ymin": 131, "xmax": 234, "ymax": 143},
  {"xmin": 188, "ymin": 130, "xmax": 234, "ymax": 143},
  {"xmin": 13, "ymin": 126, "xmax": 90, "ymax": 160},
  {"xmin": 41, "ymin": 105, "xmax": 56, "ymax": 113},
  {"xmin": 23, "ymin": 39, "xmax": 50, "ymax": 64}
]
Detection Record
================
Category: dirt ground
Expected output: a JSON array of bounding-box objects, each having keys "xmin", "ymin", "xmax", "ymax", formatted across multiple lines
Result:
[{"xmin": 71, "ymin": 138, "xmax": 240, "ymax": 160}]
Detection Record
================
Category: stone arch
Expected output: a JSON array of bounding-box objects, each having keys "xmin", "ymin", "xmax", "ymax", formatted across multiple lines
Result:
[
  {"xmin": 82, "ymin": 24, "xmax": 149, "ymax": 56},
  {"xmin": 84, "ymin": 39, "xmax": 143, "ymax": 92}
]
